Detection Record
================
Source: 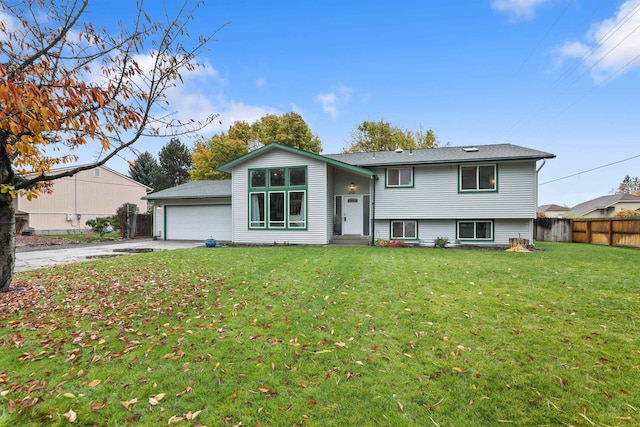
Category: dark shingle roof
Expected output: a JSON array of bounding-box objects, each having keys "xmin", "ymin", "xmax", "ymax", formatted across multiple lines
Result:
[
  {"xmin": 570, "ymin": 193, "xmax": 640, "ymax": 216},
  {"xmin": 324, "ymin": 143, "xmax": 555, "ymax": 167},
  {"xmin": 143, "ymin": 180, "xmax": 231, "ymax": 200}
]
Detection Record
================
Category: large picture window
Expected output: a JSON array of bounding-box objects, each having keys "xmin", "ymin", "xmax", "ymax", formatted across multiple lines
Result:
[
  {"xmin": 391, "ymin": 220, "xmax": 417, "ymax": 239},
  {"xmin": 386, "ymin": 168, "xmax": 413, "ymax": 187},
  {"xmin": 457, "ymin": 220, "xmax": 493, "ymax": 240},
  {"xmin": 460, "ymin": 165, "xmax": 496, "ymax": 191},
  {"xmin": 248, "ymin": 167, "xmax": 308, "ymax": 230}
]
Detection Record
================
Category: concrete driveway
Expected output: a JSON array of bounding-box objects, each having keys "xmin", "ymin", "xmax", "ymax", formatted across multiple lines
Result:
[{"xmin": 15, "ymin": 239, "xmax": 204, "ymax": 272}]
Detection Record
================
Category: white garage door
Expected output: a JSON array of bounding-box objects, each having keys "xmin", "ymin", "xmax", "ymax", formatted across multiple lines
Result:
[{"xmin": 166, "ymin": 205, "xmax": 232, "ymax": 241}]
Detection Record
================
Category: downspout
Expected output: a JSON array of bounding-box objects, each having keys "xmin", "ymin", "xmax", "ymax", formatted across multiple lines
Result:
[
  {"xmin": 534, "ymin": 159, "xmax": 547, "ymax": 242},
  {"xmin": 370, "ymin": 174, "xmax": 376, "ymax": 245}
]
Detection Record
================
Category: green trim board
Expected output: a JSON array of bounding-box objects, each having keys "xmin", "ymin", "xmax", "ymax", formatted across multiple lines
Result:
[{"xmin": 218, "ymin": 142, "xmax": 377, "ymax": 178}]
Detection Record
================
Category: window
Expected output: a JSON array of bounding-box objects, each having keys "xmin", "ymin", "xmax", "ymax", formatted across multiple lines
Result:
[
  {"xmin": 288, "ymin": 191, "xmax": 306, "ymax": 228},
  {"xmin": 93, "ymin": 167, "xmax": 101, "ymax": 178},
  {"xmin": 270, "ymin": 169, "xmax": 285, "ymax": 187},
  {"xmin": 457, "ymin": 220, "xmax": 493, "ymax": 240},
  {"xmin": 250, "ymin": 170, "xmax": 266, "ymax": 188},
  {"xmin": 248, "ymin": 167, "xmax": 307, "ymax": 230},
  {"xmin": 391, "ymin": 220, "xmax": 417, "ymax": 239},
  {"xmin": 269, "ymin": 192, "xmax": 285, "ymax": 227},
  {"xmin": 386, "ymin": 167, "xmax": 413, "ymax": 187},
  {"xmin": 249, "ymin": 193, "xmax": 265, "ymax": 228},
  {"xmin": 460, "ymin": 165, "xmax": 496, "ymax": 191},
  {"xmin": 289, "ymin": 168, "xmax": 306, "ymax": 186}
]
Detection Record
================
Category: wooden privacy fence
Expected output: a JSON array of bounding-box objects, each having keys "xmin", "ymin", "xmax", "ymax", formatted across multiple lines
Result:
[
  {"xmin": 535, "ymin": 217, "xmax": 640, "ymax": 248},
  {"xmin": 119, "ymin": 213, "xmax": 153, "ymax": 239}
]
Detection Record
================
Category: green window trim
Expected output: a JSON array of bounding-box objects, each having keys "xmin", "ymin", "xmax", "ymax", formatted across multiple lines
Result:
[
  {"xmin": 248, "ymin": 167, "xmax": 308, "ymax": 230},
  {"xmin": 385, "ymin": 167, "xmax": 414, "ymax": 188},
  {"xmin": 458, "ymin": 164, "xmax": 498, "ymax": 193},
  {"xmin": 456, "ymin": 220, "xmax": 494, "ymax": 241},
  {"xmin": 390, "ymin": 220, "xmax": 418, "ymax": 240}
]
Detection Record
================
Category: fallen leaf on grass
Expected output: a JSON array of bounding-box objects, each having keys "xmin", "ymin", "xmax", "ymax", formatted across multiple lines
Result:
[
  {"xmin": 120, "ymin": 398, "xmax": 138, "ymax": 410},
  {"xmin": 88, "ymin": 379, "xmax": 101, "ymax": 387},
  {"xmin": 62, "ymin": 409, "xmax": 77, "ymax": 423},
  {"xmin": 397, "ymin": 401, "xmax": 404, "ymax": 411},
  {"xmin": 258, "ymin": 386, "xmax": 269, "ymax": 393},
  {"xmin": 149, "ymin": 393, "xmax": 165, "ymax": 405},
  {"xmin": 91, "ymin": 397, "xmax": 107, "ymax": 411},
  {"xmin": 168, "ymin": 415, "xmax": 184, "ymax": 424}
]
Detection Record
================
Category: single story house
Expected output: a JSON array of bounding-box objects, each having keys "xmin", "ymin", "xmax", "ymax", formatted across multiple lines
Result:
[
  {"xmin": 14, "ymin": 165, "xmax": 150, "ymax": 234},
  {"xmin": 569, "ymin": 194, "xmax": 640, "ymax": 218},
  {"xmin": 145, "ymin": 142, "xmax": 555, "ymax": 246}
]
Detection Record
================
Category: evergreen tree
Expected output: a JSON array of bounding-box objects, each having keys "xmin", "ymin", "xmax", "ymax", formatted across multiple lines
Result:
[
  {"xmin": 128, "ymin": 151, "xmax": 158, "ymax": 187},
  {"xmin": 152, "ymin": 138, "xmax": 193, "ymax": 190}
]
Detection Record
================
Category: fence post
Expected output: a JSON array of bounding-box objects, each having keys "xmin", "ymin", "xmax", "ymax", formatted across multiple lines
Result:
[{"xmin": 608, "ymin": 219, "xmax": 613, "ymax": 246}]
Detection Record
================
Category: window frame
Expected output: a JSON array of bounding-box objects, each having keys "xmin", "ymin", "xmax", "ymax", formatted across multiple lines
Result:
[
  {"xmin": 456, "ymin": 220, "xmax": 494, "ymax": 241},
  {"xmin": 248, "ymin": 167, "xmax": 308, "ymax": 230},
  {"xmin": 459, "ymin": 164, "xmax": 497, "ymax": 192},
  {"xmin": 385, "ymin": 167, "xmax": 414, "ymax": 188},
  {"xmin": 390, "ymin": 220, "xmax": 418, "ymax": 240}
]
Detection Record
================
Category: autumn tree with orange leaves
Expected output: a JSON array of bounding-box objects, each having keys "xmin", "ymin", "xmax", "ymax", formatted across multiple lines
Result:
[{"xmin": 0, "ymin": 0, "xmax": 223, "ymax": 291}]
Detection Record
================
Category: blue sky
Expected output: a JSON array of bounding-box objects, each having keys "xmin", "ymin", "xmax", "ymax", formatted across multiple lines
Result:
[{"xmin": 74, "ymin": 1, "xmax": 640, "ymax": 206}]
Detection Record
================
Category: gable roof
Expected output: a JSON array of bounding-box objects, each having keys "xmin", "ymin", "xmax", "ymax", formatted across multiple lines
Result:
[
  {"xmin": 570, "ymin": 193, "xmax": 640, "ymax": 216},
  {"xmin": 143, "ymin": 180, "xmax": 231, "ymax": 200},
  {"xmin": 325, "ymin": 143, "xmax": 555, "ymax": 167},
  {"xmin": 217, "ymin": 143, "xmax": 377, "ymax": 177},
  {"xmin": 538, "ymin": 204, "xmax": 569, "ymax": 212}
]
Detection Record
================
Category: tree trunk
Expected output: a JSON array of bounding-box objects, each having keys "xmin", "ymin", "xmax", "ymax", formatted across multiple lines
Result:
[{"xmin": 0, "ymin": 193, "xmax": 16, "ymax": 292}]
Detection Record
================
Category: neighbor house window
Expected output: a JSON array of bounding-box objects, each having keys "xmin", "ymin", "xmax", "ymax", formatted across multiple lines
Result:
[
  {"xmin": 248, "ymin": 167, "xmax": 307, "ymax": 230},
  {"xmin": 391, "ymin": 220, "xmax": 417, "ymax": 239},
  {"xmin": 457, "ymin": 220, "xmax": 493, "ymax": 240},
  {"xmin": 460, "ymin": 165, "xmax": 496, "ymax": 191},
  {"xmin": 386, "ymin": 167, "xmax": 413, "ymax": 187}
]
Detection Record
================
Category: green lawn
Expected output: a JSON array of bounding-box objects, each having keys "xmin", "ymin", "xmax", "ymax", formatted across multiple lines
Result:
[{"xmin": 1, "ymin": 243, "xmax": 638, "ymax": 426}]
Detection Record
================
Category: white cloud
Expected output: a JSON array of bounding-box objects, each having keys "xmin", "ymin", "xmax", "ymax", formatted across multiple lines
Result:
[
  {"xmin": 555, "ymin": 0, "xmax": 640, "ymax": 80},
  {"xmin": 491, "ymin": 0, "xmax": 553, "ymax": 20},
  {"xmin": 315, "ymin": 85, "xmax": 353, "ymax": 121}
]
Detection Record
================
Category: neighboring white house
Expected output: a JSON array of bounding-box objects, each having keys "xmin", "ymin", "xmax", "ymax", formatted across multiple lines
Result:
[
  {"xmin": 14, "ymin": 165, "xmax": 150, "ymax": 234},
  {"xmin": 146, "ymin": 143, "xmax": 555, "ymax": 246},
  {"xmin": 569, "ymin": 194, "xmax": 640, "ymax": 218}
]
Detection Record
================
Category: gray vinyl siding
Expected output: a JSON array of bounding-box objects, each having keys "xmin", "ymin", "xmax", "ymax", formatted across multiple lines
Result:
[
  {"xmin": 374, "ymin": 161, "xmax": 538, "ymax": 219},
  {"xmin": 374, "ymin": 218, "xmax": 532, "ymax": 245},
  {"xmin": 230, "ymin": 150, "xmax": 329, "ymax": 245}
]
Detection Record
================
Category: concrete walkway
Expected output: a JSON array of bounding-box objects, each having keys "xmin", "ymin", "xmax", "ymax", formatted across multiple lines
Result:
[{"xmin": 15, "ymin": 239, "xmax": 203, "ymax": 272}]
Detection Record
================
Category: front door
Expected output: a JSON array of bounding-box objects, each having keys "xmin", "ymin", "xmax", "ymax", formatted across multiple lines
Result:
[{"xmin": 342, "ymin": 195, "xmax": 363, "ymax": 235}]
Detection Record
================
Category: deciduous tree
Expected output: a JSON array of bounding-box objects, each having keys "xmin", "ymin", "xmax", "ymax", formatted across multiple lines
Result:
[
  {"xmin": 343, "ymin": 119, "xmax": 439, "ymax": 153},
  {"xmin": 615, "ymin": 175, "xmax": 640, "ymax": 195},
  {"xmin": 191, "ymin": 112, "xmax": 321, "ymax": 180},
  {"xmin": 0, "ymin": 0, "xmax": 222, "ymax": 290}
]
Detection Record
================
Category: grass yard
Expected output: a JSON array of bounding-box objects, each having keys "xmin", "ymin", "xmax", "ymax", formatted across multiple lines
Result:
[{"xmin": 1, "ymin": 242, "xmax": 639, "ymax": 426}]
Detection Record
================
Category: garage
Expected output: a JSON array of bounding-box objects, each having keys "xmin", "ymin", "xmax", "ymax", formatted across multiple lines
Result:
[
  {"xmin": 143, "ymin": 180, "xmax": 233, "ymax": 242},
  {"xmin": 165, "ymin": 204, "xmax": 232, "ymax": 241}
]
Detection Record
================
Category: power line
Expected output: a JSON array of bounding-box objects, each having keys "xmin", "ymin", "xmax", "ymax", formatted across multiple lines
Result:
[{"xmin": 540, "ymin": 153, "xmax": 640, "ymax": 185}]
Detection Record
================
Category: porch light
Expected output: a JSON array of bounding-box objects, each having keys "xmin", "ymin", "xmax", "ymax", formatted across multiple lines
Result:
[{"xmin": 349, "ymin": 182, "xmax": 356, "ymax": 193}]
